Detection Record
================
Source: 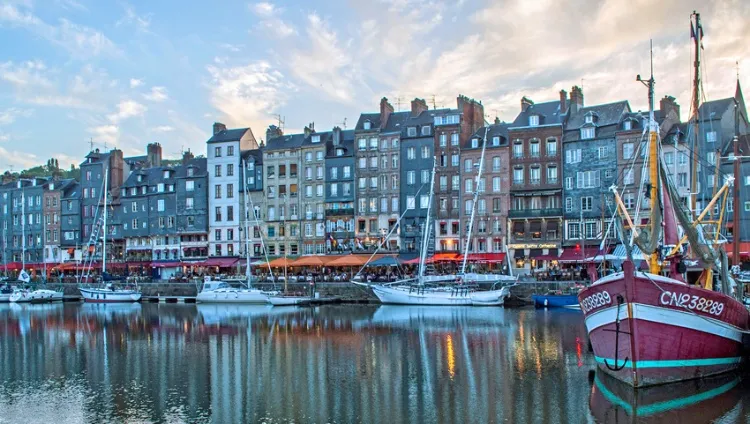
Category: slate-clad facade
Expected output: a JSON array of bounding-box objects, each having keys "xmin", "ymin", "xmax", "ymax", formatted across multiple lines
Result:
[
  {"xmin": 325, "ymin": 127, "xmax": 356, "ymax": 252},
  {"xmin": 176, "ymin": 155, "xmax": 209, "ymax": 261},
  {"xmin": 61, "ymin": 180, "xmax": 81, "ymax": 250},
  {"xmin": 562, "ymin": 99, "xmax": 629, "ymax": 249},
  {"xmin": 240, "ymin": 149, "xmax": 265, "ymax": 259},
  {"xmin": 399, "ymin": 99, "xmax": 435, "ymax": 252}
]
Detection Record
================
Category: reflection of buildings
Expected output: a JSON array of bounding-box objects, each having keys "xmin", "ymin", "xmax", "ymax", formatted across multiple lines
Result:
[{"xmin": 0, "ymin": 304, "xmax": 598, "ymax": 423}]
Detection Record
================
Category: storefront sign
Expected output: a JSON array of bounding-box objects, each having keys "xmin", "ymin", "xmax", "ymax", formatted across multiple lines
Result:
[{"xmin": 507, "ymin": 243, "xmax": 558, "ymax": 249}]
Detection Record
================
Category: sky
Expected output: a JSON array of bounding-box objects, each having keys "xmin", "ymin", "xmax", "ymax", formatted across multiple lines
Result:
[{"xmin": 0, "ymin": 0, "xmax": 748, "ymax": 171}]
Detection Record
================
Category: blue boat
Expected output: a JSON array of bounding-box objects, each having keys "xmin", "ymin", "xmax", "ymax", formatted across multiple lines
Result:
[{"xmin": 532, "ymin": 293, "xmax": 580, "ymax": 309}]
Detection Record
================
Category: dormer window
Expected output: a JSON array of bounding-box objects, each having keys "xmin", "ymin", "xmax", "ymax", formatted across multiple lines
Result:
[
  {"xmin": 163, "ymin": 170, "xmax": 169, "ymax": 178},
  {"xmin": 581, "ymin": 127, "xmax": 595, "ymax": 140},
  {"xmin": 471, "ymin": 138, "xmax": 479, "ymax": 148},
  {"xmin": 137, "ymin": 175, "xmax": 143, "ymax": 182},
  {"xmin": 363, "ymin": 120, "xmax": 371, "ymax": 130},
  {"xmin": 407, "ymin": 127, "xmax": 417, "ymax": 137},
  {"xmin": 585, "ymin": 115, "xmax": 594, "ymax": 124},
  {"xmin": 492, "ymin": 136, "xmax": 500, "ymax": 146},
  {"xmin": 335, "ymin": 148, "xmax": 344, "ymax": 157},
  {"xmin": 187, "ymin": 167, "xmax": 194, "ymax": 176},
  {"xmin": 421, "ymin": 126, "xmax": 431, "ymax": 136},
  {"xmin": 529, "ymin": 115, "xmax": 539, "ymax": 126},
  {"xmin": 311, "ymin": 135, "xmax": 321, "ymax": 143},
  {"xmin": 623, "ymin": 120, "xmax": 632, "ymax": 130}
]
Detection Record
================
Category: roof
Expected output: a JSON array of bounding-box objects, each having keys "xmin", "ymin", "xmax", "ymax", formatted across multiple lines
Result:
[
  {"xmin": 698, "ymin": 98, "xmax": 734, "ymax": 121},
  {"xmin": 566, "ymin": 101, "xmax": 630, "ymax": 130},
  {"xmin": 466, "ymin": 122, "xmax": 510, "ymax": 149},
  {"xmin": 124, "ymin": 155, "xmax": 147, "ymax": 164},
  {"xmin": 355, "ymin": 113, "xmax": 381, "ymax": 131},
  {"xmin": 400, "ymin": 108, "xmax": 452, "ymax": 138},
  {"xmin": 511, "ymin": 100, "xmax": 567, "ymax": 128},
  {"xmin": 80, "ymin": 150, "xmax": 110, "ymax": 167},
  {"xmin": 381, "ymin": 111, "xmax": 410, "ymax": 134},
  {"xmin": 326, "ymin": 129, "xmax": 355, "ymax": 158},
  {"xmin": 241, "ymin": 148, "xmax": 263, "ymax": 164},
  {"xmin": 175, "ymin": 157, "xmax": 207, "ymax": 178},
  {"xmin": 265, "ymin": 133, "xmax": 306, "ymax": 151},
  {"xmin": 206, "ymin": 128, "xmax": 249, "ymax": 144}
]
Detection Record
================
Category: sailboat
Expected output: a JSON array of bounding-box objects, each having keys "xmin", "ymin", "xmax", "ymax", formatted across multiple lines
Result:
[
  {"xmin": 358, "ymin": 151, "xmax": 512, "ymax": 306},
  {"xmin": 197, "ymin": 159, "xmax": 279, "ymax": 304},
  {"xmin": 578, "ymin": 26, "xmax": 749, "ymax": 387},
  {"xmin": 10, "ymin": 182, "xmax": 63, "ymax": 303},
  {"xmin": 78, "ymin": 167, "xmax": 141, "ymax": 303}
]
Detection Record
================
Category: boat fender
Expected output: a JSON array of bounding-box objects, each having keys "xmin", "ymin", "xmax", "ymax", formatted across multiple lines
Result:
[{"xmin": 544, "ymin": 298, "xmax": 548, "ymax": 307}]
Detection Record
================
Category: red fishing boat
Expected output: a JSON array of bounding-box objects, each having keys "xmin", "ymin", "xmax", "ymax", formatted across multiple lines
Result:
[{"xmin": 579, "ymin": 13, "xmax": 749, "ymax": 387}]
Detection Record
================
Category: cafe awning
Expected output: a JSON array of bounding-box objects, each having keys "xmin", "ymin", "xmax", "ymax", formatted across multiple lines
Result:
[
  {"xmin": 291, "ymin": 255, "xmax": 330, "ymax": 267},
  {"xmin": 202, "ymin": 257, "xmax": 239, "ymax": 267},
  {"xmin": 465, "ymin": 253, "xmax": 506, "ymax": 263},
  {"xmin": 327, "ymin": 255, "xmax": 370, "ymax": 267},
  {"xmin": 558, "ymin": 249, "xmax": 587, "ymax": 263},
  {"xmin": 266, "ymin": 257, "xmax": 296, "ymax": 268},
  {"xmin": 367, "ymin": 256, "xmax": 400, "ymax": 267}
]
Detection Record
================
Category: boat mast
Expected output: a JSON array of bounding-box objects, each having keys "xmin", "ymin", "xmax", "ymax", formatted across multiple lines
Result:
[
  {"xmin": 690, "ymin": 11, "xmax": 702, "ymax": 218},
  {"xmin": 21, "ymin": 188, "xmax": 25, "ymax": 271},
  {"xmin": 242, "ymin": 159, "xmax": 252, "ymax": 285},
  {"xmin": 417, "ymin": 157, "xmax": 437, "ymax": 283},
  {"xmin": 733, "ymin": 96, "xmax": 741, "ymax": 264},
  {"xmin": 102, "ymin": 167, "xmax": 108, "ymax": 276},
  {"xmin": 460, "ymin": 127, "xmax": 489, "ymax": 275},
  {"xmin": 638, "ymin": 40, "xmax": 660, "ymax": 274}
]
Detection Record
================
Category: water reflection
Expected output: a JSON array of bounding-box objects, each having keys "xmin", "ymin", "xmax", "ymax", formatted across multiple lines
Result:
[{"xmin": 0, "ymin": 304, "xmax": 747, "ymax": 423}]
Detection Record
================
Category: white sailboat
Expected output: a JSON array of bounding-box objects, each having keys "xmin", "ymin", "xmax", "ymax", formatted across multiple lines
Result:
[
  {"xmin": 78, "ymin": 167, "xmax": 141, "ymax": 303},
  {"xmin": 197, "ymin": 159, "xmax": 279, "ymax": 304},
  {"xmin": 358, "ymin": 144, "xmax": 512, "ymax": 306}
]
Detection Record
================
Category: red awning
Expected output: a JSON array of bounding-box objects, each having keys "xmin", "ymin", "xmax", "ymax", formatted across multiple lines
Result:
[
  {"xmin": 534, "ymin": 251, "xmax": 560, "ymax": 261},
  {"xmin": 558, "ymin": 249, "xmax": 587, "ymax": 263},
  {"xmin": 465, "ymin": 253, "xmax": 507, "ymax": 263},
  {"xmin": 151, "ymin": 261, "xmax": 182, "ymax": 268},
  {"xmin": 726, "ymin": 242, "xmax": 750, "ymax": 259},
  {"xmin": 202, "ymin": 257, "xmax": 239, "ymax": 267},
  {"xmin": 5, "ymin": 262, "xmax": 22, "ymax": 271},
  {"xmin": 404, "ymin": 253, "xmax": 463, "ymax": 265}
]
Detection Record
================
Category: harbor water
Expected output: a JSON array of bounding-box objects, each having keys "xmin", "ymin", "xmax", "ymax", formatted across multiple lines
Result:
[{"xmin": 0, "ymin": 303, "xmax": 748, "ymax": 423}]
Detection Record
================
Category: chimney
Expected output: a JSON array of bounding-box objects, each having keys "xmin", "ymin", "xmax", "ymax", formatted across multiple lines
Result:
[
  {"xmin": 265, "ymin": 124, "xmax": 283, "ymax": 142},
  {"xmin": 659, "ymin": 95, "xmax": 680, "ymax": 121},
  {"xmin": 333, "ymin": 126, "xmax": 342, "ymax": 145},
  {"xmin": 559, "ymin": 89, "xmax": 568, "ymax": 115},
  {"xmin": 147, "ymin": 142, "xmax": 162, "ymax": 167},
  {"xmin": 494, "ymin": 117, "xmax": 500, "ymax": 125},
  {"xmin": 379, "ymin": 97, "xmax": 394, "ymax": 129},
  {"xmin": 410, "ymin": 98, "xmax": 428, "ymax": 117},
  {"xmin": 213, "ymin": 122, "xmax": 227, "ymax": 135},
  {"xmin": 521, "ymin": 97, "xmax": 534, "ymax": 112},
  {"xmin": 182, "ymin": 149, "xmax": 195, "ymax": 165},
  {"xmin": 570, "ymin": 86, "xmax": 584, "ymax": 114},
  {"xmin": 304, "ymin": 125, "xmax": 311, "ymax": 138}
]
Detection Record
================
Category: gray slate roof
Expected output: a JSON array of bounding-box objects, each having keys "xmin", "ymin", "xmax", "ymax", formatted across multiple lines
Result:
[
  {"xmin": 265, "ymin": 133, "xmax": 306, "ymax": 151},
  {"xmin": 207, "ymin": 128, "xmax": 249, "ymax": 144},
  {"xmin": 466, "ymin": 123, "xmax": 510, "ymax": 149},
  {"xmin": 698, "ymin": 98, "xmax": 734, "ymax": 121},
  {"xmin": 566, "ymin": 101, "xmax": 630, "ymax": 129},
  {"xmin": 355, "ymin": 113, "xmax": 381, "ymax": 131},
  {"xmin": 511, "ymin": 100, "xmax": 567, "ymax": 127}
]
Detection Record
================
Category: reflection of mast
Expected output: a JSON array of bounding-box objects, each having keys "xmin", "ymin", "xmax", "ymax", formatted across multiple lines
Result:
[{"xmin": 690, "ymin": 11, "xmax": 703, "ymax": 218}]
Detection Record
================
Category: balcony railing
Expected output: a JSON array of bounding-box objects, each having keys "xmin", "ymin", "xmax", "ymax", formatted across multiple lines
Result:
[
  {"xmin": 547, "ymin": 178, "xmax": 558, "ymax": 185},
  {"xmin": 508, "ymin": 208, "xmax": 563, "ymax": 218},
  {"xmin": 325, "ymin": 208, "xmax": 354, "ymax": 216},
  {"xmin": 529, "ymin": 178, "xmax": 541, "ymax": 185}
]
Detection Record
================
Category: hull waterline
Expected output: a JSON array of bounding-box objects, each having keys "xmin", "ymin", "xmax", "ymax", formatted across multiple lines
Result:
[
  {"xmin": 79, "ymin": 288, "xmax": 142, "ymax": 303},
  {"xmin": 370, "ymin": 285, "xmax": 510, "ymax": 306}
]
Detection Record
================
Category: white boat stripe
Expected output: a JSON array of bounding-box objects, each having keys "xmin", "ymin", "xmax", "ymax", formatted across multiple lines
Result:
[{"xmin": 584, "ymin": 303, "xmax": 743, "ymax": 343}]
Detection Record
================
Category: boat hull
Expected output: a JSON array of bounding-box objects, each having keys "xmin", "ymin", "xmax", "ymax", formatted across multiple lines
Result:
[
  {"xmin": 196, "ymin": 289, "xmax": 270, "ymax": 304},
  {"xmin": 579, "ymin": 261, "xmax": 749, "ymax": 387},
  {"xmin": 532, "ymin": 294, "xmax": 580, "ymax": 308},
  {"xmin": 79, "ymin": 288, "xmax": 142, "ymax": 303},
  {"xmin": 268, "ymin": 296, "xmax": 311, "ymax": 306},
  {"xmin": 371, "ymin": 285, "xmax": 510, "ymax": 306}
]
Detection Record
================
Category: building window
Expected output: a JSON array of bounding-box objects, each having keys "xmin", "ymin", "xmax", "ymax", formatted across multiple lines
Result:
[
  {"xmin": 215, "ymin": 206, "xmax": 222, "ymax": 221},
  {"xmin": 407, "ymin": 127, "xmax": 417, "ymax": 137},
  {"xmin": 227, "ymin": 183, "xmax": 234, "ymax": 198},
  {"xmin": 546, "ymin": 166, "xmax": 558, "ymax": 184},
  {"xmin": 664, "ymin": 152, "xmax": 674, "ymax": 165},
  {"xmin": 624, "ymin": 170, "xmax": 634, "ymax": 185},
  {"xmin": 597, "ymin": 146, "xmax": 610, "ymax": 158},
  {"xmin": 566, "ymin": 149, "xmax": 582, "ymax": 164},
  {"xmin": 513, "ymin": 167, "xmax": 524, "ymax": 185},
  {"xmin": 471, "ymin": 138, "xmax": 478, "ymax": 148},
  {"xmin": 707, "ymin": 152, "xmax": 716, "ymax": 165},
  {"xmin": 623, "ymin": 120, "xmax": 632, "ymax": 130},
  {"xmin": 513, "ymin": 142, "xmax": 523, "ymax": 158},
  {"xmin": 577, "ymin": 171, "xmax": 601, "ymax": 189},
  {"xmin": 215, "ymin": 184, "xmax": 222, "ymax": 198},
  {"xmin": 421, "ymin": 146, "xmax": 430, "ymax": 159},
  {"xmin": 406, "ymin": 196, "xmax": 416, "ymax": 210},
  {"xmin": 706, "ymin": 131, "xmax": 717, "ymax": 143},
  {"xmin": 492, "ymin": 136, "xmax": 500, "ymax": 147},
  {"xmin": 581, "ymin": 197, "xmax": 593, "ymax": 211},
  {"xmin": 567, "ymin": 223, "xmax": 580, "ymax": 239},
  {"xmin": 451, "ymin": 133, "xmax": 459, "ymax": 146},
  {"xmin": 421, "ymin": 126, "xmax": 431, "ymax": 136},
  {"xmin": 440, "ymin": 134, "xmax": 447, "ymax": 147},
  {"xmin": 186, "ymin": 197, "xmax": 194, "ymax": 209},
  {"xmin": 529, "ymin": 115, "xmax": 539, "ymax": 126},
  {"xmin": 363, "ymin": 121, "xmax": 371, "ymax": 130},
  {"xmin": 214, "ymin": 147, "xmax": 221, "ymax": 157},
  {"xmin": 581, "ymin": 127, "xmax": 595, "ymax": 140},
  {"xmin": 623, "ymin": 143, "xmax": 634, "ymax": 159}
]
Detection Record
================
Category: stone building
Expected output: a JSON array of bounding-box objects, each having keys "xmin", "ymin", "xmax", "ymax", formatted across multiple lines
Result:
[
  {"xmin": 324, "ymin": 127, "xmax": 356, "ymax": 252},
  {"xmin": 461, "ymin": 121, "xmax": 510, "ymax": 255},
  {"xmin": 507, "ymin": 89, "xmax": 569, "ymax": 270}
]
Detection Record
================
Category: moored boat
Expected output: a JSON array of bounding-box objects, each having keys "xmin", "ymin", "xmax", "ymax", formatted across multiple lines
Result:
[
  {"xmin": 369, "ymin": 282, "xmax": 510, "ymax": 306},
  {"xmin": 80, "ymin": 284, "xmax": 142, "ymax": 303},
  {"xmin": 267, "ymin": 295, "xmax": 310, "ymax": 306},
  {"xmin": 580, "ymin": 23, "xmax": 750, "ymax": 387},
  {"xmin": 532, "ymin": 293, "xmax": 580, "ymax": 309},
  {"xmin": 196, "ymin": 279, "xmax": 275, "ymax": 304}
]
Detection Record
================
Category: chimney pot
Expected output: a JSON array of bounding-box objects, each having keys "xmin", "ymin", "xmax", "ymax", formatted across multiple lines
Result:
[
  {"xmin": 410, "ymin": 98, "xmax": 428, "ymax": 117},
  {"xmin": 213, "ymin": 122, "xmax": 227, "ymax": 135},
  {"xmin": 521, "ymin": 97, "xmax": 534, "ymax": 112},
  {"xmin": 559, "ymin": 89, "xmax": 568, "ymax": 115}
]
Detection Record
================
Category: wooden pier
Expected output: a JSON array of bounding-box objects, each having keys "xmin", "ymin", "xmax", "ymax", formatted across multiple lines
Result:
[{"xmin": 142, "ymin": 296, "xmax": 197, "ymax": 303}]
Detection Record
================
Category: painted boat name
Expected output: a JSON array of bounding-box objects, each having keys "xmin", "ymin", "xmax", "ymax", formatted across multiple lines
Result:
[
  {"xmin": 580, "ymin": 291, "xmax": 611, "ymax": 313},
  {"xmin": 659, "ymin": 291, "xmax": 725, "ymax": 316}
]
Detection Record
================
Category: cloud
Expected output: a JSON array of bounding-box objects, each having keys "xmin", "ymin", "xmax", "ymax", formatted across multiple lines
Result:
[
  {"xmin": 250, "ymin": 2, "xmax": 279, "ymax": 17},
  {"xmin": 116, "ymin": 4, "xmax": 152, "ymax": 32},
  {"xmin": 0, "ymin": 4, "xmax": 121, "ymax": 58},
  {"xmin": 250, "ymin": 1, "xmax": 296, "ymax": 38},
  {"xmin": 107, "ymin": 100, "xmax": 146, "ymax": 123},
  {"xmin": 129, "ymin": 78, "xmax": 143, "ymax": 88},
  {"xmin": 143, "ymin": 86, "xmax": 168, "ymax": 102},
  {"xmin": 0, "ymin": 146, "xmax": 40, "ymax": 169},
  {"xmin": 87, "ymin": 124, "xmax": 119, "ymax": 146},
  {"xmin": 0, "ymin": 107, "xmax": 32, "ymax": 125},
  {"xmin": 288, "ymin": 14, "xmax": 355, "ymax": 102},
  {"xmin": 151, "ymin": 125, "xmax": 174, "ymax": 133},
  {"xmin": 54, "ymin": 0, "xmax": 87, "ymax": 12},
  {"xmin": 218, "ymin": 43, "xmax": 243, "ymax": 52},
  {"xmin": 206, "ymin": 60, "xmax": 296, "ymax": 131}
]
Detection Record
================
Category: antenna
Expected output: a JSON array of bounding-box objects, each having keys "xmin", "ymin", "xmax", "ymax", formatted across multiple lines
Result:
[
  {"xmin": 395, "ymin": 96, "xmax": 402, "ymax": 112},
  {"xmin": 273, "ymin": 114, "xmax": 285, "ymax": 131},
  {"xmin": 336, "ymin": 118, "xmax": 347, "ymax": 129},
  {"xmin": 431, "ymin": 94, "xmax": 437, "ymax": 110},
  {"xmin": 89, "ymin": 137, "xmax": 94, "ymax": 152}
]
